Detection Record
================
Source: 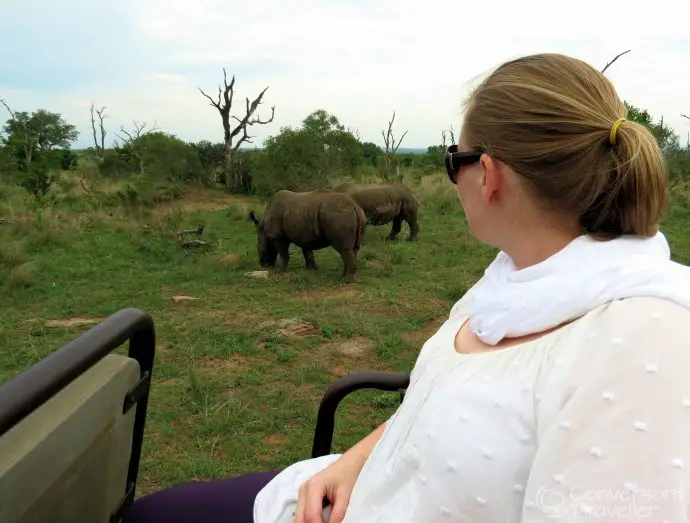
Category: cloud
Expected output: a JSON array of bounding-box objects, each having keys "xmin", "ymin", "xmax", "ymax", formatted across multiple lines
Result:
[{"xmin": 1, "ymin": 0, "xmax": 689, "ymax": 149}]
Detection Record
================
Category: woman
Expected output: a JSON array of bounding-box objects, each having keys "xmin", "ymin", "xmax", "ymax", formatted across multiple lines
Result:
[{"xmin": 124, "ymin": 52, "xmax": 690, "ymax": 523}]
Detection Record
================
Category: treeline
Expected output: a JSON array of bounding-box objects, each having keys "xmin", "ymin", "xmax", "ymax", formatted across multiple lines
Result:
[{"xmin": 0, "ymin": 97, "xmax": 688, "ymax": 204}]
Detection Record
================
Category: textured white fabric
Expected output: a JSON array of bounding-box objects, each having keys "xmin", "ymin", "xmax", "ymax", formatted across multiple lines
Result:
[
  {"xmin": 466, "ymin": 231, "xmax": 690, "ymax": 345},
  {"xmin": 254, "ymin": 296, "xmax": 690, "ymax": 522}
]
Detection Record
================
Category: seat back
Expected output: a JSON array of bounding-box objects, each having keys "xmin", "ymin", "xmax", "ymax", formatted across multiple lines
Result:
[{"xmin": 0, "ymin": 308, "xmax": 155, "ymax": 523}]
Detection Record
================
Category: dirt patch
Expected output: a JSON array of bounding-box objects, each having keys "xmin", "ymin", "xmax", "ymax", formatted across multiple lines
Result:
[
  {"xmin": 154, "ymin": 376, "xmax": 186, "ymax": 389},
  {"xmin": 262, "ymin": 433, "xmax": 288, "ymax": 446},
  {"xmin": 330, "ymin": 364, "xmax": 348, "ymax": 377},
  {"xmin": 193, "ymin": 307, "xmax": 262, "ymax": 330},
  {"xmin": 154, "ymin": 187, "xmax": 238, "ymax": 215},
  {"xmin": 321, "ymin": 336, "xmax": 372, "ymax": 359},
  {"xmin": 403, "ymin": 317, "xmax": 445, "ymax": 345},
  {"xmin": 155, "ymin": 342, "xmax": 171, "ymax": 355},
  {"xmin": 170, "ymin": 295, "xmax": 199, "ymax": 305},
  {"xmin": 197, "ymin": 354, "xmax": 250, "ymax": 378},
  {"xmin": 245, "ymin": 270, "xmax": 269, "ymax": 279},
  {"xmin": 293, "ymin": 287, "xmax": 357, "ymax": 302},
  {"xmin": 260, "ymin": 318, "xmax": 320, "ymax": 339},
  {"xmin": 216, "ymin": 253, "xmax": 241, "ymax": 268},
  {"xmin": 44, "ymin": 317, "xmax": 105, "ymax": 328}
]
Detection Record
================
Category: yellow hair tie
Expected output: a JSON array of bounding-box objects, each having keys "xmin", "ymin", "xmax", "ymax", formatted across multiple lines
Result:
[{"xmin": 609, "ymin": 117, "xmax": 626, "ymax": 146}]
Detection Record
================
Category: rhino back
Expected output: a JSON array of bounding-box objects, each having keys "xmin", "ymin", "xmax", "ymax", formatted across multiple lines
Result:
[
  {"xmin": 315, "ymin": 194, "xmax": 363, "ymax": 249},
  {"xmin": 266, "ymin": 191, "xmax": 358, "ymax": 249},
  {"xmin": 346, "ymin": 185, "xmax": 406, "ymax": 223}
]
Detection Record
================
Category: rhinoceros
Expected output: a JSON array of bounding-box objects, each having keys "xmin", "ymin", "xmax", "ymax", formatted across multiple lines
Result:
[
  {"xmin": 248, "ymin": 189, "xmax": 366, "ymax": 283},
  {"xmin": 333, "ymin": 182, "xmax": 419, "ymax": 241}
]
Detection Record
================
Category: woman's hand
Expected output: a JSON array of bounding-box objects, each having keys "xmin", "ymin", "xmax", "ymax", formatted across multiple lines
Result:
[
  {"xmin": 292, "ymin": 421, "xmax": 388, "ymax": 523},
  {"xmin": 292, "ymin": 453, "xmax": 361, "ymax": 523}
]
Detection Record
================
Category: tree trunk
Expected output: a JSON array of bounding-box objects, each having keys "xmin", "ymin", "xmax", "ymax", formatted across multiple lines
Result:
[{"xmin": 224, "ymin": 142, "xmax": 233, "ymax": 189}]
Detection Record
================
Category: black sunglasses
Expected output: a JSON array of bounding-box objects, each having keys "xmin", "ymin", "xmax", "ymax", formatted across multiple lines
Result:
[{"xmin": 445, "ymin": 144, "xmax": 483, "ymax": 184}]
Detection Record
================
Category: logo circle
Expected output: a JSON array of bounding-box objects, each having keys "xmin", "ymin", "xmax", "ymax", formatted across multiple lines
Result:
[{"xmin": 535, "ymin": 485, "xmax": 567, "ymax": 516}]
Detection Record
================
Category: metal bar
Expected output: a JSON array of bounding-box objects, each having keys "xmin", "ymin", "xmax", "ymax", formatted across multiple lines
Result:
[
  {"xmin": 310, "ymin": 371, "xmax": 410, "ymax": 458},
  {"xmin": 122, "ymin": 317, "xmax": 155, "ymax": 505}
]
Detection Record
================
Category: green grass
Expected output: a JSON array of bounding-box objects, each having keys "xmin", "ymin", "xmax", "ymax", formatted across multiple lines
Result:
[{"xmin": 1, "ymin": 175, "xmax": 688, "ymax": 495}]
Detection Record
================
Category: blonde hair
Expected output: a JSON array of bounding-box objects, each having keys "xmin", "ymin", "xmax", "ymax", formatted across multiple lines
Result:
[{"xmin": 461, "ymin": 53, "xmax": 668, "ymax": 238}]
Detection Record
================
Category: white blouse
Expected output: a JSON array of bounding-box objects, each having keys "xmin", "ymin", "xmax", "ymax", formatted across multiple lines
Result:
[{"xmin": 253, "ymin": 296, "xmax": 690, "ymax": 522}]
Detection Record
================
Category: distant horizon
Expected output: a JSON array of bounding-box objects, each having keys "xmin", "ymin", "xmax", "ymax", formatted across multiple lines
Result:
[{"xmin": 70, "ymin": 144, "xmax": 432, "ymax": 153}]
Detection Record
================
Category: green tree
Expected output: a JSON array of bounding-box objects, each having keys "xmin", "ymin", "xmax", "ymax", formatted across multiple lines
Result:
[
  {"xmin": 624, "ymin": 102, "xmax": 679, "ymax": 152},
  {"xmin": 0, "ymin": 102, "xmax": 78, "ymax": 170},
  {"xmin": 0, "ymin": 101, "xmax": 79, "ymax": 200},
  {"xmin": 115, "ymin": 126, "xmax": 205, "ymax": 182},
  {"xmin": 255, "ymin": 109, "xmax": 364, "ymax": 195},
  {"xmin": 361, "ymin": 141, "xmax": 382, "ymax": 165}
]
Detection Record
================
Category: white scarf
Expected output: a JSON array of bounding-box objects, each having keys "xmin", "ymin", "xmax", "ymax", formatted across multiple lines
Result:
[{"xmin": 467, "ymin": 231, "xmax": 690, "ymax": 345}]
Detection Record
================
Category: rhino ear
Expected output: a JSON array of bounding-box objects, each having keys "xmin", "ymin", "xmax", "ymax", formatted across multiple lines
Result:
[{"xmin": 249, "ymin": 211, "xmax": 260, "ymax": 226}]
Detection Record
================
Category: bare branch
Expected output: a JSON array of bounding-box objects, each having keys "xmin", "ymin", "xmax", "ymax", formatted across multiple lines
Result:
[
  {"xmin": 681, "ymin": 114, "xmax": 690, "ymax": 121},
  {"xmin": 230, "ymin": 89, "xmax": 275, "ymax": 139},
  {"xmin": 114, "ymin": 120, "xmax": 159, "ymax": 144},
  {"xmin": 601, "ymin": 50, "xmax": 631, "ymax": 74},
  {"xmin": 232, "ymin": 125, "xmax": 252, "ymax": 152},
  {"xmin": 114, "ymin": 120, "xmax": 159, "ymax": 175},
  {"xmin": 89, "ymin": 103, "xmax": 109, "ymax": 156},
  {"xmin": 198, "ymin": 87, "xmax": 221, "ymax": 110},
  {"xmin": 79, "ymin": 177, "xmax": 91, "ymax": 194},
  {"xmin": 380, "ymin": 110, "xmax": 408, "ymax": 180},
  {"xmin": 448, "ymin": 125, "xmax": 456, "ymax": 144},
  {"xmin": 382, "ymin": 111, "xmax": 407, "ymax": 154},
  {"xmin": 0, "ymin": 99, "xmax": 16, "ymax": 118}
]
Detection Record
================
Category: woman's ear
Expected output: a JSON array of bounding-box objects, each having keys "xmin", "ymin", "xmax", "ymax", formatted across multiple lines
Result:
[{"xmin": 479, "ymin": 153, "xmax": 505, "ymax": 204}]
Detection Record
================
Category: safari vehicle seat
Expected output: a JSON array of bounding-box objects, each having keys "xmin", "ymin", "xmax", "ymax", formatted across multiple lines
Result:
[{"xmin": 0, "ymin": 308, "xmax": 155, "ymax": 523}]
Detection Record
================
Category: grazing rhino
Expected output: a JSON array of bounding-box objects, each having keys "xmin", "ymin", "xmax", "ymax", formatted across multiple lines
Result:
[
  {"xmin": 248, "ymin": 189, "xmax": 366, "ymax": 283},
  {"xmin": 333, "ymin": 182, "xmax": 419, "ymax": 241}
]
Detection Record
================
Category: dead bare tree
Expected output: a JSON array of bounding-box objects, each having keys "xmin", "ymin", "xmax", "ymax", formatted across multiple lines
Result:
[
  {"xmin": 89, "ymin": 103, "xmax": 108, "ymax": 161},
  {"xmin": 381, "ymin": 111, "xmax": 408, "ymax": 180},
  {"xmin": 601, "ymin": 50, "xmax": 631, "ymax": 74},
  {"xmin": 441, "ymin": 125, "xmax": 456, "ymax": 149},
  {"xmin": 114, "ymin": 120, "xmax": 159, "ymax": 175},
  {"xmin": 199, "ymin": 69, "xmax": 275, "ymax": 189}
]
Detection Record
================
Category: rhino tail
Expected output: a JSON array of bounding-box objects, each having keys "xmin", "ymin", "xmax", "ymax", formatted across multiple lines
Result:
[{"xmin": 354, "ymin": 204, "xmax": 366, "ymax": 251}]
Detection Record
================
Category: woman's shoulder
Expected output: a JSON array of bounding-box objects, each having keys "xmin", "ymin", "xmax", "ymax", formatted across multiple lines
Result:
[
  {"xmin": 592, "ymin": 296, "xmax": 690, "ymax": 326},
  {"xmin": 551, "ymin": 296, "xmax": 690, "ymax": 368}
]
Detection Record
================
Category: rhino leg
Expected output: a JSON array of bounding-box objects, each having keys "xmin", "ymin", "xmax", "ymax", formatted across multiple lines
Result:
[
  {"xmin": 338, "ymin": 249, "xmax": 358, "ymax": 283},
  {"xmin": 386, "ymin": 217, "xmax": 402, "ymax": 241},
  {"xmin": 406, "ymin": 217, "xmax": 419, "ymax": 241},
  {"xmin": 276, "ymin": 242, "xmax": 290, "ymax": 271},
  {"xmin": 302, "ymin": 249, "xmax": 319, "ymax": 270}
]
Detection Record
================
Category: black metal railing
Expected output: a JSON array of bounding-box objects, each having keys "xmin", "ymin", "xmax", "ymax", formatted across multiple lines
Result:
[
  {"xmin": 310, "ymin": 371, "xmax": 410, "ymax": 458},
  {"xmin": 0, "ymin": 307, "xmax": 156, "ymax": 523}
]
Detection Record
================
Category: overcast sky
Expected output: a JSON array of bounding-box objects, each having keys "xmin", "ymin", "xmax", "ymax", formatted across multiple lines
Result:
[{"xmin": 1, "ymin": 0, "xmax": 688, "ymax": 149}]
